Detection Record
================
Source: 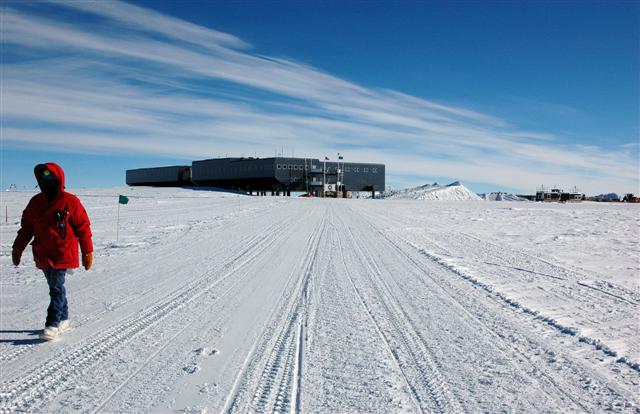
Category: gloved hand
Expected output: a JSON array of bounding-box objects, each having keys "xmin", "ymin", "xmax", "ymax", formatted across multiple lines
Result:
[
  {"xmin": 82, "ymin": 252, "xmax": 93, "ymax": 271},
  {"xmin": 12, "ymin": 249, "xmax": 22, "ymax": 266}
]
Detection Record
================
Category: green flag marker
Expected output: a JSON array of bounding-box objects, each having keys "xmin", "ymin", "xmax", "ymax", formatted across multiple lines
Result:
[{"xmin": 116, "ymin": 195, "xmax": 128, "ymax": 242}]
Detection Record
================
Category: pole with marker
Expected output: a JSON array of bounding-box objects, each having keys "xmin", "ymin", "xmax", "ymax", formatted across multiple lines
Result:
[
  {"xmin": 323, "ymin": 155, "xmax": 330, "ymax": 197},
  {"xmin": 116, "ymin": 201, "xmax": 120, "ymax": 242},
  {"xmin": 117, "ymin": 195, "xmax": 129, "ymax": 242}
]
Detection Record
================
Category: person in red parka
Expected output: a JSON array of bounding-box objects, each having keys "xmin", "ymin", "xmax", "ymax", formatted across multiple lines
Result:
[{"xmin": 12, "ymin": 163, "xmax": 93, "ymax": 341}]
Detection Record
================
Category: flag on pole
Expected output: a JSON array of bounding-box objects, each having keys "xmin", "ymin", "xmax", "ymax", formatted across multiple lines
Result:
[
  {"xmin": 338, "ymin": 153, "xmax": 343, "ymax": 160},
  {"xmin": 116, "ymin": 195, "xmax": 128, "ymax": 242}
]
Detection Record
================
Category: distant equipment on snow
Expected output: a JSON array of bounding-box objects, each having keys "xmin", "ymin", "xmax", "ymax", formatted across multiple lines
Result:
[{"xmin": 535, "ymin": 186, "xmax": 584, "ymax": 202}]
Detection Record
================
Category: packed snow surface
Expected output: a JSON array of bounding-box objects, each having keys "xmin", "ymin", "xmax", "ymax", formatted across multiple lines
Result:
[
  {"xmin": 384, "ymin": 181, "xmax": 482, "ymax": 201},
  {"xmin": 1, "ymin": 187, "xmax": 638, "ymax": 413}
]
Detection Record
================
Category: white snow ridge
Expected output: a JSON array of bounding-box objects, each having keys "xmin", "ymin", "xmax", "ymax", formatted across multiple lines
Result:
[
  {"xmin": 481, "ymin": 192, "xmax": 528, "ymax": 201},
  {"xmin": 383, "ymin": 181, "xmax": 482, "ymax": 201}
]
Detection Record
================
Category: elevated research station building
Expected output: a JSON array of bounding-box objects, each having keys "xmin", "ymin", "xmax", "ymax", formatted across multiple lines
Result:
[{"xmin": 126, "ymin": 157, "xmax": 385, "ymax": 198}]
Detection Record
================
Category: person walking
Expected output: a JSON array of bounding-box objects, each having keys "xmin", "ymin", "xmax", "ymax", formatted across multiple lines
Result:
[{"xmin": 11, "ymin": 163, "xmax": 93, "ymax": 341}]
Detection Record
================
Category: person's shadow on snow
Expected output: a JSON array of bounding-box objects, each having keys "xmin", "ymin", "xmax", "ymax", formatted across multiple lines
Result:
[{"xmin": 0, "ymin": 330, "xmax": 44, "ymax": 345}]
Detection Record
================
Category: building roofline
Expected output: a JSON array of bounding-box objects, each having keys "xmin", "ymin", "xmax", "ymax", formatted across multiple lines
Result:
[{"xmin": 193, "ymin": 156, "xmax": 384, "ymax": 166}]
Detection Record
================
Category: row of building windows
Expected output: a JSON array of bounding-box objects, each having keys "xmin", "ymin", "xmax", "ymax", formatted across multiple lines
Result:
[
  {"xmin": 206, "ymin": 163, "xmax": 275, "ymax": 174},
  {"xmin": 277, "ymin": 164, "xmax": 308, "ymax": 171},
  {"xmin": 342, "ymin": 167, "xmax": 379, "ymax": 174},
  {"xmin": 276, "ymin": 164, "xmax": 379, "ymax": 174},
  {"xmin": 205, "ymin": 164, "xmax": 380, "ymax": 174}
]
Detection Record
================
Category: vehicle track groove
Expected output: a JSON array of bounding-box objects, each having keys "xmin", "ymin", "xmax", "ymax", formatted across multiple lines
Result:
[
  {"xmin": 0, "ymin": 214, "xmax": 294, "ymax": 413},
  {"xmin": 355, "ymin": 206, "xmax": 634, "ymax": 409},
  {"xmin": 335, "ymin": 211, "xmax": 463, "ymax": 414},
  {"xmin": 226, "ymin": 208, "xmax": 327, "ymax": 414}
]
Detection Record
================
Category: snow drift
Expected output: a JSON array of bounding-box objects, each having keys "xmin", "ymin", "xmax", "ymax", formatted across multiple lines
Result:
[
  {"xmin": 383, "ymin": 181, "xmax": 482, "ymax": 201},
  {"xmin": 481, "ymin": 192, "xmax": 528, "ymax": 201}
]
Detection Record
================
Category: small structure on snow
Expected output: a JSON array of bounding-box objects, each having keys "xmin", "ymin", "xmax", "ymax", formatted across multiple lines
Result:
[{"xmin": 535, "ymin": 186, "xmax": 584, "ymax": 202}]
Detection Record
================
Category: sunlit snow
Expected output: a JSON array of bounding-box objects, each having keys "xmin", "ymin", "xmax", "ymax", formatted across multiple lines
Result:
[{"xmin": 1, "ymin": 187, "xmax": 638, "ymax": 412}]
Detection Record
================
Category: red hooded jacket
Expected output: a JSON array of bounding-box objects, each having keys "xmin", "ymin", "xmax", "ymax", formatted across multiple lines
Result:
[{"xmin": 12, "ymin": 163, "xmax": 93, "ymax": 270}]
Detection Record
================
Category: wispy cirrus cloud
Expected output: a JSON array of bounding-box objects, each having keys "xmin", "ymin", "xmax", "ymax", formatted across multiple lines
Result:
[{"xmin": 2, "ymin": 0, "xmax": 638, "ymax": 193}]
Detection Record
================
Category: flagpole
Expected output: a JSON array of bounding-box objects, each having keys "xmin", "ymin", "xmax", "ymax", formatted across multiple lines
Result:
[
  {"xmin": 116, "ymin": 201, "xmax": 120, "ymax": 243},
  {"xmin": 337, "ymin": 153, "xmax": 341, "ymax": 194}
]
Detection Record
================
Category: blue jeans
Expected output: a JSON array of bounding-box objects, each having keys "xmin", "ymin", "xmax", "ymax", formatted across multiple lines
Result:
[{"xmin": 43, "ymin": 269, "xmax": 68, "ymax": 327}]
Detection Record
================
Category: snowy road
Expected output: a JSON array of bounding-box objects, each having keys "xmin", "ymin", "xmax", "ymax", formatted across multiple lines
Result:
[{"xmin": 1, "ymin": 188, "xmax": 638, "ymax": 412}]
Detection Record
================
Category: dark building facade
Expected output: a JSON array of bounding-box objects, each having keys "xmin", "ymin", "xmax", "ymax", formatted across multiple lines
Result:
[
  {"xmin": 125, "ymin": 165, "xmax": 191, "ymax": 187},
  {"xmin": 127, "ymin": 157, "xmax": 385, "ymax": 196}
]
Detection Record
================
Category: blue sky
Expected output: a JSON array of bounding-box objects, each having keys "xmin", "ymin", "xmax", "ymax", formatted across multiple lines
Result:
[{"xmin": 1, "ymin": 0, "xmax": 638, "ymax": 194}]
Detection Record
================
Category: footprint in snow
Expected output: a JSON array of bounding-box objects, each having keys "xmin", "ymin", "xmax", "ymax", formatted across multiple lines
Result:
[
  {"xmin": 193, "ymin": 347, "xmax": 219, "ymax": 357},
  {"xmin": 478, "ymin": 377, "xmax": 492, "ymax": 385},
  {"xmin": 183, "ymin": 363, "xmax": 200, "ymax": 374}
]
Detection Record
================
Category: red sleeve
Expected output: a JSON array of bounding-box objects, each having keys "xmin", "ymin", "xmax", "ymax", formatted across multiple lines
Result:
[
  {"xmin": 12, "ymin": 202, "xmax": 34, "ymax": 253},
  {"xmin": 70, "ymin": 198, "xmax": 93, "ymax": 254}
]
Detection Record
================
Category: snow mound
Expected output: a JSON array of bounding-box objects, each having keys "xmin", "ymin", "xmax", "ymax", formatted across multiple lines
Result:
[
  {"xmin": 481, "ymin": 192, "xmax": 528, "ymax": 202},
  {"xmin": 384, "ymin": 182, "xmax": 482, "ymax": 201}
]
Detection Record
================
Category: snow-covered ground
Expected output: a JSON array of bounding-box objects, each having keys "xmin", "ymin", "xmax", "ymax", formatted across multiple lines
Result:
[{"xmin": 1, "ymin": 187, "xmax": 638, "ymax": 413}]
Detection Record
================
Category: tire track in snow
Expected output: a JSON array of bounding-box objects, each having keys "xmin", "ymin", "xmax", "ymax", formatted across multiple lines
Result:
[
  {"xmin": 88, "ymin": 215, "xmax": 297, "ymax": 414},
  {"xmin": 455, "ymin": 230, "xmax": 640, "ymax": 305},
  {"xmin": 360, "ymin": 205, "xmax": 640, "ymax": 369},
  {"xmin": 228, "ymin": 212, "xmax": 325, "ymax": 414},
  {"xmin": 85, "ymin": 207, "xmax": 316, "ymax": 413},
  {"xmin": 331, "ymin": 210, "xmax": 424, "ymax": 413},
  {"xmin": 0, "ymin": 214, "xmax": 294, "ymax": 413},
  {"xmin": 0, "ymin": 203, "xmax": 278, "ymax": 366},
  {"xmin": 375, "ymin": 205, "xmax": 639, "ymax": 307},
  {"xmin": 370, "ymin": 226, "xmax": 592, "ymax": 411},
  {"xmin": 355, "ymin": 207, "xmax": 636, "ymax": 410},
  {"xmin": 424, "ymin": 230, "xmax": 640, "ymax": 369},
  {"xmin": 225, "ymin": 208, "xmax": 327, "ymax": 414},
  {"xmin": 76, "ymin": 203, "xmax": 274, "ymax": 306},
  {"xmin": 334, "ymin": 210, "xmax": 463, "ymax": 414}
]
